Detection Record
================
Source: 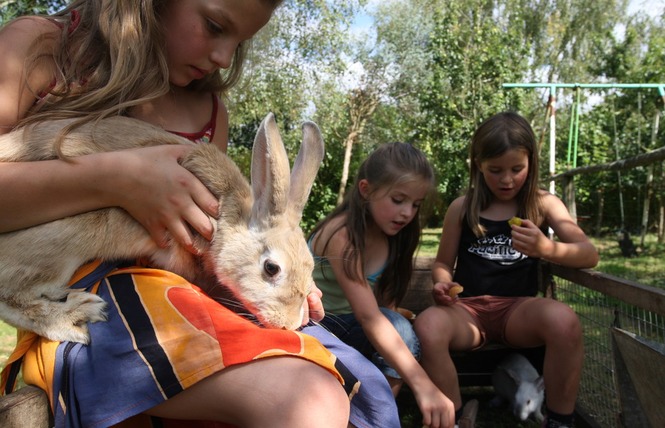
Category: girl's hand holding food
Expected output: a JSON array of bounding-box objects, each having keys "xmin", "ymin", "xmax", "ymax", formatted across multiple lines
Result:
[
  {"xmin": 509, "ymin": 217, "xmax": 553, "ymax": 259},
  {"xmin": 432, "ymin": 281, "xmax": 464, "ymax": 306}
]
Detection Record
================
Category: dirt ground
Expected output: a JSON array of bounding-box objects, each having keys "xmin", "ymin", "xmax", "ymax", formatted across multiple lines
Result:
[{"xmin": 397, "ymin": 386, "xmax": 542, "ymax": 428}]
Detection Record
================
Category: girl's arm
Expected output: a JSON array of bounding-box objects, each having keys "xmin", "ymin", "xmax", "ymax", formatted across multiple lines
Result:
[
  {"xmin": 322, "ymin": 228, "xmax": 454, "ymax": 427},
  {"xmin": 431, "ymin": 196, "xmax": 465, "ymax": 305},
  {"xmin": 0, "ymin": 147, "xmax": 218, "ymax": 247},
  {"xmin": 0, "ymin": 18, "xmax": 218, "ymax": 251},
  {"xmin": 510, "ymin": 191, "xmax": 599, "ymax": 268}
]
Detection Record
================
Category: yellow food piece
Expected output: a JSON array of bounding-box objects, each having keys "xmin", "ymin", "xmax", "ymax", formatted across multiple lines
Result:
[
  {"xmin": 397, "ymin": 307, "xmax": 416, "ymax": 320},
  {"xmin": 448, "ymin": 285, "xmax": 464, "ymax": 298},
  {"xmin": 508, "ymin": 216, "xmax": 523, "ymax": 226}
]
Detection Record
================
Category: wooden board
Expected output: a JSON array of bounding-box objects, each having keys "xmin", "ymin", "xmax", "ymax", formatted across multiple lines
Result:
[
  {"xmin": 0, "ymin": 385, "xmax": 52, "ymax": 428},
  {"xmin": 611, "ymin": 327, "xmax": 665, "ymax": 428}
]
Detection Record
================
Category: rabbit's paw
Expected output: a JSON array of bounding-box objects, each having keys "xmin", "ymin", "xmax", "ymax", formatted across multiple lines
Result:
[
  {"xmin": 64, "ymin": 290, "xmax": 108, "ymax": 323},
  {"xmin": 40, "ymin": 291, "xmax": 108, "ymax": 344},
  {"xmin": 44, "ymin": 322, "xmax": 93, "ymax": 344}
]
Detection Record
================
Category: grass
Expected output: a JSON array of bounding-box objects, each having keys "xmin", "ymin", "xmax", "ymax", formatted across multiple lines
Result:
[
  {"xmin": 0, "ymin": 320, "xmax": 16, "ymax": 366},
  {"xmin": 417, "ymin": 228, "xmax": 442, "ymax": 257},
  {"xmin": 589, "ymin": 232, "xmax": 665, "ymax": 288}
]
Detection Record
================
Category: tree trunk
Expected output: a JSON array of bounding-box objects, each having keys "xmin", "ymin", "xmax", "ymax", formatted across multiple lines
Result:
[
  {"xmin": 595, "ymin": 188, "xmax": 604, "ymax": 238},
  {"xmin": 335, "ymin": 89, "xmax": 379, "ymax": 205},
  {"xmin": 562, "ymin": 176, "xmax": 577, "ymax": 222},
  {"xmin": 337, "ymin": 133, "xmax": 357, "ymax": 205},
  {"xmin": 641, "ymin": 109, "xmax": 661, "ymax": 246},
  {"xmin": 639, "ymin": 165, "xmax": 652, "ymax": 248}
]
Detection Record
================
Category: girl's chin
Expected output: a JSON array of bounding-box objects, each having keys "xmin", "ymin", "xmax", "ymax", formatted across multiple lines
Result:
[
  {"xmin": 169, "ymin": 73, "xmax": 198, "ymax": 88},
  {"xmin": 496, "ymin": 188, "xmax": 516, "ymax": 196},
  {"xmin": 386, "ymin": 225, "xmax": 404, "ymax": 235},
  {"xmin": 494, "ymin": 192, "xmax": 516, "ymax": 201}
]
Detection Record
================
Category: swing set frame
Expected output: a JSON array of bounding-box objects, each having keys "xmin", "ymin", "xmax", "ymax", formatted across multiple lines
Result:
[{"xmin": 503, "ymin": 83, "xmax": 665, "ymax": 238}]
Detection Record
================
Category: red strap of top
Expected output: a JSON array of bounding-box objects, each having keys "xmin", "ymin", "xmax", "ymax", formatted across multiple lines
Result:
[{"xmin": 169, "ymin": 94, "xmax": 218, "ymax": 144}]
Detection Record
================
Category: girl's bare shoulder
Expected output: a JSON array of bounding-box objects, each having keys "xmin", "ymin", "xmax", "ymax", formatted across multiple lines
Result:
[
  {"xmin": 0, "ymin": 17, "xmax": 61, "ymax": 131},
  {"xmin": 537, "ymin": 189, "xmax": 573, "ymax": 225},
  {"xmin": 537, "ymin": 189, "xmax": 565, "ymax": 209},
  {"xmin": 445, "ymin": 196, "xmax": 466, "ymax": 218},
  {"xmin": 449, "ymin": 195, "xmax": 466, "ymax": 208},
  {"xmin": 312, "ymin": 215, "xmax": 349, "ymax": 255},
  {"xmin": 0, "ymin": 16, "xmax": 60, "ymax": 47}
]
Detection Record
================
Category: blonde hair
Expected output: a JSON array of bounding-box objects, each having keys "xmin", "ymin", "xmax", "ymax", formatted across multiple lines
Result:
[{"xmin": 17, "ymin": 0, "xmax": 281, "ymax": 130}]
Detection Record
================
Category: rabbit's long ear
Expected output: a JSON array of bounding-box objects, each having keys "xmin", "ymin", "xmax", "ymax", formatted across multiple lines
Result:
[
  {"xmin": 287, "ymin": 121, "xmax": 324, "ymax": 225},
  {"xmin": 251, "ymin": 113, "xmax": 290, "ymax": 226}
]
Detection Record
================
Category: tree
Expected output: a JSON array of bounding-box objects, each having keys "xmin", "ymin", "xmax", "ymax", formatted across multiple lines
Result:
[
  {"xmin": 591, "ymin": 9, "xmax": 665, "ymax": 238},
  {"xmin": 325, "ymin": 0, "xmax": 439, "ymax": 211},
  {"xmin": 227, "ymin": 0, "xmax": 364, "ymax": 229},
  {"xmin": 0, "ymin": 0, "xmax": 68, "ymax": 24},
  {"xmin": 417, "ymin": 0, "xmax": 531, "ymax": 211}
]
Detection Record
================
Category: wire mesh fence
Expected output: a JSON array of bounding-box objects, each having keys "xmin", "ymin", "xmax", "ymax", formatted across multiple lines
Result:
[{"xmin": 554, "ymin": 272, "xmax": 665, "ymax": 428}]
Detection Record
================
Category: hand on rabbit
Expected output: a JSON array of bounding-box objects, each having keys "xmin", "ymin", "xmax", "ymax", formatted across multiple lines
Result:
[
  {"xmin": 0, "ymin": 113, "xmax": 324, "ymax": 342},
  {"xmin": 112, "ymin": 145, "xmax": 219, "ymax": 253}
]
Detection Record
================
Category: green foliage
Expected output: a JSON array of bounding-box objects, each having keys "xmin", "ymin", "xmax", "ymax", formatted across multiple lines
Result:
[
  {"xmin": 0, "ymin": 0, "xmax": 68, "ymax": 24},
  {"xmin": 5, "ymin": 0, "xmax": 663, "ymax": 236},
  {"xmin": 416, "ymin": 0, "xmax": 532, "ymax": 212}
]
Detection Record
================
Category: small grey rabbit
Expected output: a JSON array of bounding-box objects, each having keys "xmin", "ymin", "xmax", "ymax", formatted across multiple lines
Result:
[
  {"xmin": 491, "ymin": 352, "xmax": 545, "ymax": 422},
  {"xmin": 0, "ymin": 113, "xmax": 323, "ymax": 344}
]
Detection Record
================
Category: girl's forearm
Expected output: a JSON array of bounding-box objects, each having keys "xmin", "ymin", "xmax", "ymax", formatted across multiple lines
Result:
[
  {"xmin": 0, "ymin": 154, "xmax": 122, "ymax": 232},
  {"xmin": 543, "ymin": 240, "xmax": 599, "ymax": 269},
  {"xmin": 364, "ymin": 316, "xmax": 430, "ymax": 385},
  {"xmin": 431, "ymin": 261, "xmax": 454, "ymax": 284}
]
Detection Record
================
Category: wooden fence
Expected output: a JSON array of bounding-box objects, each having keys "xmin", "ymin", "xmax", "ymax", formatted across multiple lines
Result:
[{"xmin": 549, "ymin": 263, "xmax": 665, "ymax": 428}]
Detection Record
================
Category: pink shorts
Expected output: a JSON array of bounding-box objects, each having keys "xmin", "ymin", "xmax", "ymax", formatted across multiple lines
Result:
[{"xmin": 457, "ymin": 296, "xmax": 532, "ymax": 348}]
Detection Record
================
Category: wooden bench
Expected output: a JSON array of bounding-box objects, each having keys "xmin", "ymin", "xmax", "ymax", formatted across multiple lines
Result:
[
  {"xmin": 0, "ymin": 385, "xmax": 52, "ymax": 427},
  {"xmin": 0, "ymin": 255, "xmax": 546, "ymax": 426}
]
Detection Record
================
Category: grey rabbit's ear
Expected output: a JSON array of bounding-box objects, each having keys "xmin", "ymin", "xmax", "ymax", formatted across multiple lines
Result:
[
  {"xmin": 287, "ymin": 121, "xmax": 324, "ymax": 225},
  {"xmin": 536, "ymin": 376, "xmax": 545, "ymax": 391},
  {"xmin": 250, "ymin": 113, "xmax": 290, "ymax": 227},
  {"xmin": 505, "ymin": 368, "xmax": 522, "ymax": 385}
]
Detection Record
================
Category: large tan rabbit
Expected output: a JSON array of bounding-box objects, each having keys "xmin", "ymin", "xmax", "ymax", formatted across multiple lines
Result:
[{"xmin": 0, "ymin": 113, "xmax": 324, "ymax": 344}]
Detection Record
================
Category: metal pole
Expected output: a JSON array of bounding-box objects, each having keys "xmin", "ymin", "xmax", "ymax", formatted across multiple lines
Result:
[
  {"xmin": 503, "ymin": 83, "xmax": 665, "ymax": 92},
  {"xmin": 503, "ymin": 82, "xmax": 665, "ymax": 193},
  {"xmin": 549, "ymin": 85, "xmax": 556, "ymax": 196}
]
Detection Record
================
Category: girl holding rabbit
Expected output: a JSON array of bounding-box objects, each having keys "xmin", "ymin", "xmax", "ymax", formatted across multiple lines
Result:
[
  {"xmin": 414, "ymin": 111, "xmax": 598, "ymax": 427},
  {"xmin": 0, "ymin": 1, "xmax": 398, "ymax": 427},
  {"xmin": 309, "ymin": 142, "xmax": 456, "ymax": 428}
]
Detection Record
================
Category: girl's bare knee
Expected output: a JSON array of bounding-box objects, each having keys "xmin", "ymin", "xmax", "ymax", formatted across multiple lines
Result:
[
  {"xmin": 546, "ymin": 303, "xmax": 582, "ymax": 343},
  {"xmin": 275, "ymin": 363, "xmax": 350, "ymax": 427},
  {"xmin": 414, "ymin": 307, "xmax": 450, "ymax": 343},
  {"xmin": 415, "ymin": 306, "xmax": 475, "ymax": 350}
]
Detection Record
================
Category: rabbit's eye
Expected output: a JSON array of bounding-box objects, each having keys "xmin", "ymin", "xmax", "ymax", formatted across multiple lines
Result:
[{"xmin": 264, "ymin": 260, "xmax": 281, "ymax": 277}]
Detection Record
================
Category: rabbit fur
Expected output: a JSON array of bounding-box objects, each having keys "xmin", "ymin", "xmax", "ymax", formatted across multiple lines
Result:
[
  {"xmin": 0, "ymin": 113, "xmax": 324, "ymax": 344},
  {"xmin": 491, "ymin": 352, "xmax": 545, "ymax": 422}
]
